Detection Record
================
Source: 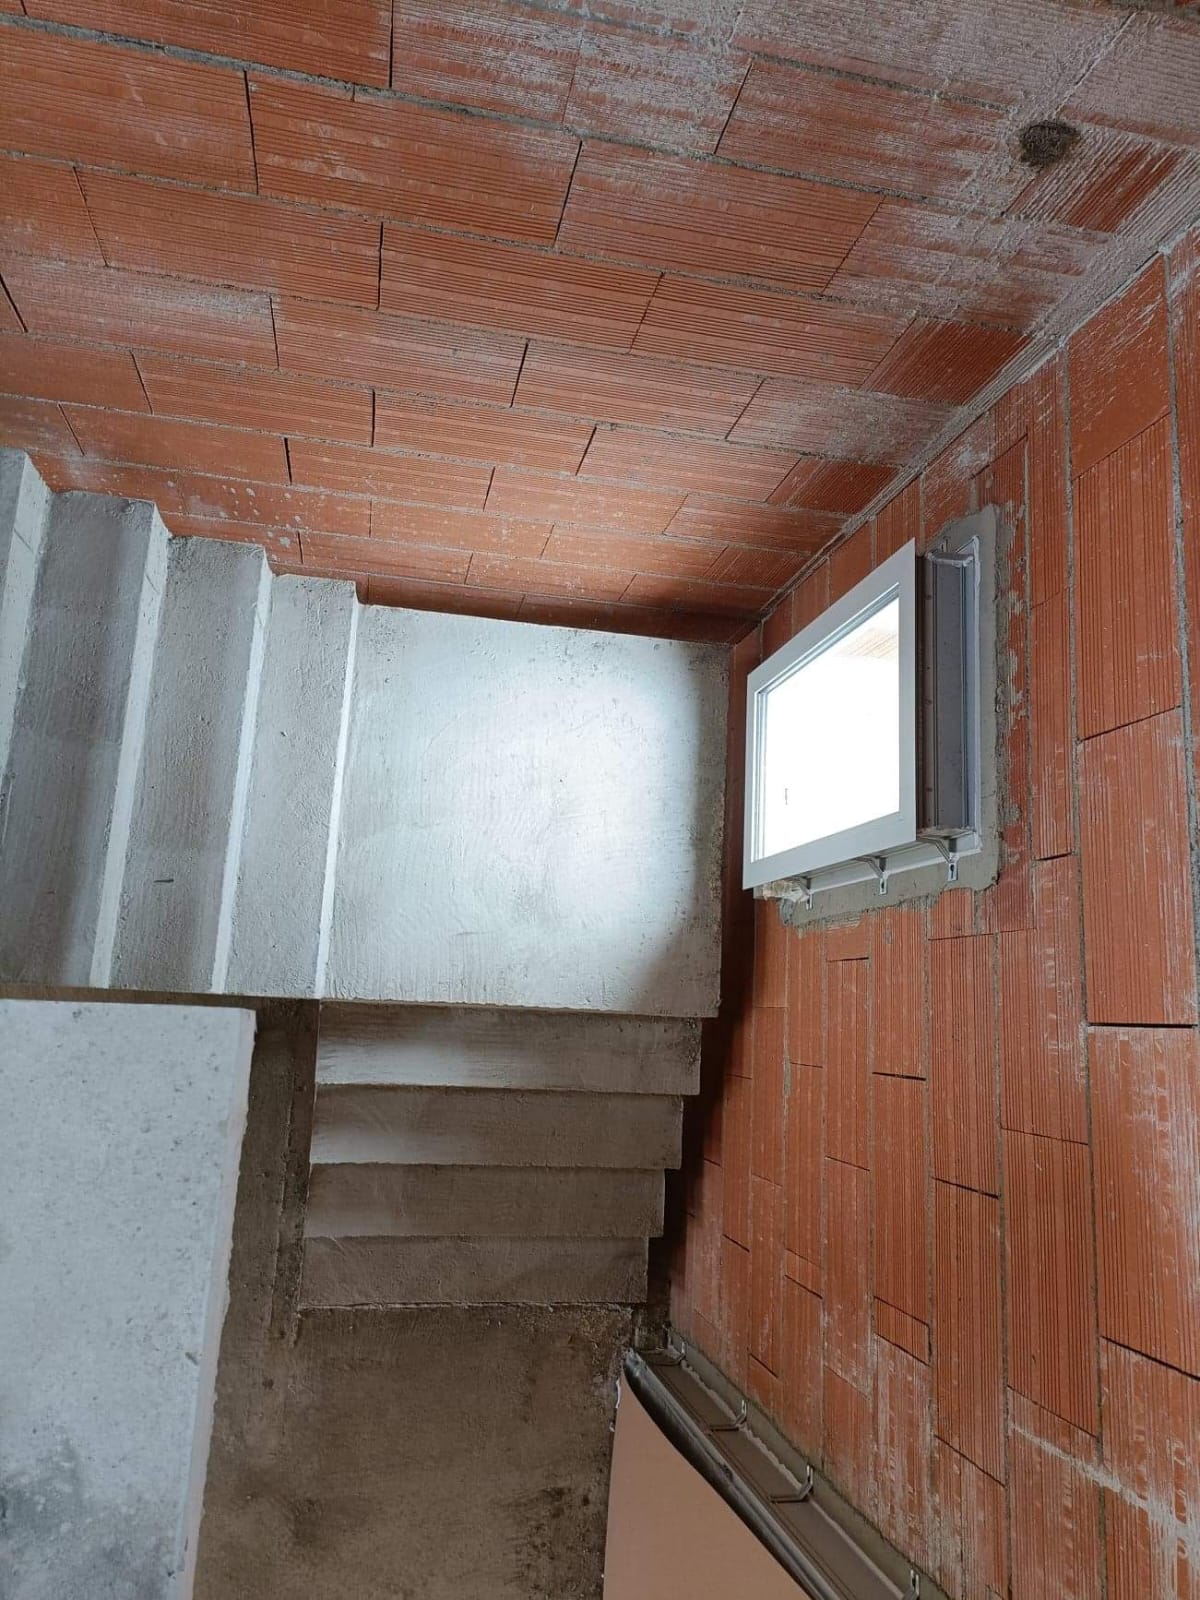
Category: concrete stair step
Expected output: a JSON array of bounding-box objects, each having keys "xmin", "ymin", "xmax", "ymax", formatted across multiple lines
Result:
[
  {"xmin": 225, "ymin": 573, "xmax": 358, "ymax": 997},
  {"xmin": 0, "ymin": 451, "xmax": 51, "ymax": 803},
  {"xmin": 110, "ymin": 536, "xmax": 269, "ymax": 992},
  {"xmin": 301, "ymin": 1235, "xmax": 649, "ymax": 1307},
  {"xmin": 316, "ymin": 1004, "xmax": 700, "ymax": 1094},
  {"xmin": 311, "ymin": 1085, "xmax": 683, "ymax": 1169},
  {"xmin": 305, "ymin": 1163, "xmax": 665, "ymax": 1240},
  {"xmin": 0, "ymin": 476, "xmax": 167, "ymax": 986}
]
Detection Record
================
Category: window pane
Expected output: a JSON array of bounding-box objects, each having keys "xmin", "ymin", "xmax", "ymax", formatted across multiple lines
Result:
[{"xmin": 758, "ymin": 596, "xmax": 901, "ymax": 860}]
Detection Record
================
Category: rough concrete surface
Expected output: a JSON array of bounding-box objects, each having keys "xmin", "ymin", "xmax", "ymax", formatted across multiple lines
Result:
[
  {"xmin": 110, "ymin": 535, "xmax": 269, "ymax": 994},
  {"xmin": 0, "ymin": 998, "xmax": 255, "ymax": 1600},
  {"xmin": 196, "ymin": 1005, "xmax": 629, "ymax": 1600},
  {"xmin": 316, "ymin": 1003, "xmax": 701, "ymax": 1095},
  {"xmin": 226, "ymin": 574, "xmax": 358, "ymax": 997},
  {"xmin": 0, "ymin": 481, "xmax": 727, "ymax": 1014},
  {"xmin": 0, "ymin": 489, "xmax": 167, "ymax": 986},
  {"xmin": 327, "ymin": 605, "xmax": 726, "ymax": 1016}
]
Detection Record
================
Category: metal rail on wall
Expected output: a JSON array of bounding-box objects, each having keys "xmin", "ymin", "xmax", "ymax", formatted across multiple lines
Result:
[{"xmin": 624, "ymin": 1340, "xmax": 935, "ymax": 1600}]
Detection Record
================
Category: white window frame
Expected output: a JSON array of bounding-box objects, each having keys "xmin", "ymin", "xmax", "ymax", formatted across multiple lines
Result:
[{"xmin": 743, "ymin": 542, "xmax": 918, "ymax": 891}]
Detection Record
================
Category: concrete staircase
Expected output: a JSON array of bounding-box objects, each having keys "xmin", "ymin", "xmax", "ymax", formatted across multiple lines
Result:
[
  {"xmin": 302, "ymin": 1005, "xmax": 698, "ymax": 1306},
  {"xmin": 0, "ymin": 448, "xmax": 353, "ymax": 995},
  {"xmin": 0, "ymin": 448, "xmax": 725, "ymax": 1014},
  {"xmin": 0, "ymin": 447, "xmax": 723, "ymax": 1308}
]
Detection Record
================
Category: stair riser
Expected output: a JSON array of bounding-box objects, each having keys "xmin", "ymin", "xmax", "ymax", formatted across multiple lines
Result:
[
  {"xmin": 302, "ymin": 1236, "xmax": 648, "ymax": 1308},
  {"xmin": 311, "ymin": 1086, "xmax": 683, "ymax": 1170},
  {"xmin": 305, "ymin": 1164, "xmax": 665, "ymax": 1240},
  {"xmin": 316, "ymin": 1004, "xmax": 700, "ymax": 1095}
]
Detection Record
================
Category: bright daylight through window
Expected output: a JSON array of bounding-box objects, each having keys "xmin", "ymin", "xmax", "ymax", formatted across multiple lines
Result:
[
  {"xmin": 743, "ymin": 521, "xmax": 990, "ymax": 902},
  {"xmin": 757, "ymin": 594, "xmax": 902, "ymax": 860},
  {"xmin": 744, "ymin": 543, "xmax": 917, "ymax": 889}
]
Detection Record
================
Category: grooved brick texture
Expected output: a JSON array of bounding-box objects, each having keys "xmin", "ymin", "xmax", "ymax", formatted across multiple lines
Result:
[
  {"xmin": 998, "ymin": 855, "xmax": 1087, "ymax": 1143},
  {"xmin": 382, "ymin": 395, "xmax": 595, "ymax": 470},
  {"xmin": 872, "ymin": 1074, "xmax": 928, "ymax": 1324},
  {"xmin": 933, "ymin": 1442, "xmax": 1008, "ymax": 1600},
  {"xmin": 672, "ymin": 247, "xmax": 1200, "ymax": 1600},
  {"xmin": 930, "ymin": 935, "xmax": 998, "ymax": 1194},
  {"xmin": 1079, "ymin": 710, "xmax": 1197, "ymax": 1026},
  {"xmin": 249, "ymin": 76, "xmax": 578, "ymax": 246},
  {"xmin": 0, "ymin": 28, "xmax": 256, "ymax": 189},
  {"xmin": 1, "ymin": 8, "xmax": 1197, "ymax": 631},
  {"xmin": 1091, "ymin": 1029, "xmax": 1200, "ymax": 1377},
  {"xmin": 80, "ymin": 173, "xmax": 382, "ymax": 309},
  {"xmin": 28, "ymin": 0, "xmax": 394, "ymax": 84},
  {"xmin": 1009, "ymin": 1430, "xmax": 1104, "ymax": 1600},
  {"xmin": 825, "ymin": 958, "xmax": 869, "ymax": 1168},
  {"xmin": 933, "ymin": 1183, "xmax": 1005, "ymax": 1481},
  {"xmin": 0, "ymin": 155, "xmax": 104, "ymax": 264},
  {"xmin": 1003, "ymin": 1130, "xmax": 1099, "ymax": 1432},
  {"xmin": 558, "ymin": 142, "xmax": 878, "ymax": 294},
  {"xmin": 825, "ymin": 1157, "xmax": 870, "ymax": 1392},
  {"xmin": 873, "ymin": 1336, "xmax": 932, "ymax": 1568},
  {"xmin": 678, "ymin": 222, "xmax": 1200, "ymax": 1600},
  {"xmin": 1075, "ymin": 416, "xmax": 1180, "ymax": 740}
]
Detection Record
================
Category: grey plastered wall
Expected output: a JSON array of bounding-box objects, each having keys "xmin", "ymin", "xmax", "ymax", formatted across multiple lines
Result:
[
  {"xmin": 326, "ymin": 607, "xmax": 728, "ymax": 1015},
  {"xmin": 0, "ymin": 999, "xmax": 255, "ymax": 1600}
]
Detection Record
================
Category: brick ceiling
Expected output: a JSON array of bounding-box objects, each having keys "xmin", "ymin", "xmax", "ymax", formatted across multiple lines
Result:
[{"xmin": 1, "ymin": 2, "xmax": 1198, "ymax": 641}]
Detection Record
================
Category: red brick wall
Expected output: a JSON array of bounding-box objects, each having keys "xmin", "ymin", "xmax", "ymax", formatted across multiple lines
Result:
[{"xmin": 669, "ymin": 228, "xmax": 1200, "ymax": 1600}]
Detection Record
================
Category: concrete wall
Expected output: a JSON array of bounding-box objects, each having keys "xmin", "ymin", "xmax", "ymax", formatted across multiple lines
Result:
[
  {"xmin": 326, "ymin": 605, "xmax": 727, "ymax": 1014},
  {"xmin": 194, "ymin": 1005, "xmax": 629, "ymax": 1600},
  {"xmin": 0, "ymin": 999, "xmax": 255, "ymax": 1600}
]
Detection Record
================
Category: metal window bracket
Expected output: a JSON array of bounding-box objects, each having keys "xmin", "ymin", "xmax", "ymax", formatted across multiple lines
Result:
[
  {"xmin": 794, "ymin": 874, "xmax": 814, "ymax": 910},
  {"xmin": 658, "ymin": 1335, "xmax": 687, "ymax": 1367},
  {"xmin": 903, "ymin": 1572, "xmax": 921, "ymax": 1600},
  {"xmin": 925, "ymin": 835, "xmax": 960, "ymax": 884},
  {"xmin": 769, "ymin": 1465, "xmax": 815, "ymax": 1506},
  {"xmin": 858, "ymin": 854, "xmax": 890, "ymax": 895},
  {"xmin": 709, "ymin": 1398, "xmax": 748, "ymax": 1435}
]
